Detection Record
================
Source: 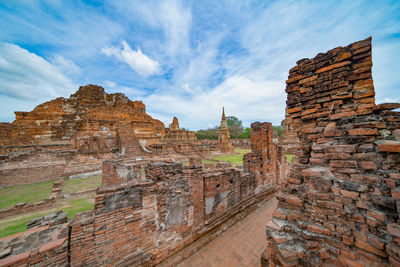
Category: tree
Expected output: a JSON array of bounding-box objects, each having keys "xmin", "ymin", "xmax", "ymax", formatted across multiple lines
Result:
[
  {"xmin": 240, "ymin": 127, "xmax": 251, "ymax": 139},
  {"xmin": 273, "ymin": 126, "xmax": 281, "ymax": 136},
  {"xmin": 226, "ymin": 116, "xmax": 244, "ymax": 138},
  {"xmin": 195, "ymin": 127, "xmax": 218, "ymax": 139},
  {"xmin": 226, "ymin": 116, "xmax": 243, "ymax": 128}
]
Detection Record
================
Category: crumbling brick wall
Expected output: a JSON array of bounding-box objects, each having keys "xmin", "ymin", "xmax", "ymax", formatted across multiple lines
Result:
[
  {"xmin": 266, "ymin": 37, "xmax": 400, "ymax": 266},
  {"xmin": 244, "ymin": 122, "xmax": 279, "ymax": 189},
  {"xmin": 0, "ymin": 158, "xmax": 278, "ymax": 267},
  {"xmin": 0, "ymin": 224, "xmax": 69, "ymax": 266},
  {"xmin": 102, "ymin": 159, "xmax": 142, "ymax": 186}
]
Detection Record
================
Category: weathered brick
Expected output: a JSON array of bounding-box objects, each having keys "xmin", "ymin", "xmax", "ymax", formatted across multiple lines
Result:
[
  {"xmin": 377, "ymin": 141, "xmax": 400, "ymax": 153},
  {"xmin": 340, "ymin": 189, "xmax": 359, "ymax": 199},
  {"xmin": 355, "ymin": 239, "xmax": 387, "ymax": 257},
  {"xmin": 360, "ymin": 161, "xmax": 377, "ymax": 170},
  {"xmin": 330, "ymin": 160, "xmax": 357, "ymax": 168},
  {"xmin": 316, "ymin": 61, "xmax": 351, "ymax": 74},
  {"xmin": 307, "ymin": 224, "xmax": 331, "ymax": 236},
  {"xmin": 348, "ymin": 128, "xmax": 378, "ymax": 136}
]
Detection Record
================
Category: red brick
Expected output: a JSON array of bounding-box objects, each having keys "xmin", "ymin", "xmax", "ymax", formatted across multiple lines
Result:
[
  {"xmin": 348, "ymin": 128, "xmax": 378, "ymax": 136},
  {"xmin": 307, "ymin": 224, "xmax": 331, "ymax": 236},
  {"xmin": 388, "ymin": 223, "xmax": 400, "ymax": 238},
  {"xmin": 284, "ymin": 195, "xmax": 304, "ymax": 207},
  {"xmin": 316, "ymin": 61, "xmax": 351, "ymax": 74},
  {"xmin": 343, "ymin": 236, "xmax": 354, "ymax": 246},
  {"xmin": 355, "ymin": 239, "xmax": 387, "ymax": 257},
  {"xmin": 377, "ymin": 141, "xmax": 400, "ymax": 153},
  {"xmin": 366, "ymin": 209, "xmax": 387, "ymax": 222},
  {"xmin": 286, "ymin": 75, "xmax": 306, "ymax": 84},
  {"xmin": 330, "ymin": 160, "xmax": 357, "ymax": 168},
  {"xmin": 340, "ymin": 189, "xmax": 359, "ymax": 199},
  {"xmin": 360, "ymin": 161, "xmax": 377, "ymax": 170}
]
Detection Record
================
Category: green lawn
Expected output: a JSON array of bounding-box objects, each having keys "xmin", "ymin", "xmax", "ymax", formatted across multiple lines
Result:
[
  {"xmin": 0, "ymin": 180, "xmax": 54, "ymax": 210},
  {"xmin": 285, "ymin": 154, "xmax": 294, "ymax": 163},
  {"xmin": 62, "ymin": 175, "xmax": 102, "ymax": 194},
  {"xmin": 211, "ymin": 149, "xmax": 251, "ymax": 167},
  {"xmin": 0, "ymin": 197, "xmax": 94, "ymax": 238}
]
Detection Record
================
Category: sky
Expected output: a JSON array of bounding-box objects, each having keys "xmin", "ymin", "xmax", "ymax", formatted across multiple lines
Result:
[{"xmin": 0, "ymin": 0, "xmax": 399, "ymax": 130}]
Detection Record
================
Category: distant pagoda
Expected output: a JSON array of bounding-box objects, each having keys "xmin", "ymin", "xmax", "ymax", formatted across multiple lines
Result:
[{"xmin": 218, "ymin": 107, "xmax": 234, "ymax": 153}]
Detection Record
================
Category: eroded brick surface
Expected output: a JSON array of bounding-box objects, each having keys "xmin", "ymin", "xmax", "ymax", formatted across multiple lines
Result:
[{"xmin": 267, "ymin": 37, "xmax": 400, "ymax": 266}]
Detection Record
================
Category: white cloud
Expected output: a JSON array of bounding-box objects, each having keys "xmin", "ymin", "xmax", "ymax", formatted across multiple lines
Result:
[
  {"xmin": 102, "ymin": 80, "xmax": 146, "ymax": 97},
  {"xmin": 0, "ymin": 42, "xmax": 76, "ymax": 101},
  {"xmin": 50, "ymin": 55, "xmax": 81, "ymax": 76},
  {"xmin": 143, "ymin": 76, "xmax": 285, "ymax": 130},
  {"xmin": 158, "ymin": 0, "xmax": 192, "ymax": 57},
  {"xmin": 102, "ymin": 41, "xmax": 160, "ymax": 77}
]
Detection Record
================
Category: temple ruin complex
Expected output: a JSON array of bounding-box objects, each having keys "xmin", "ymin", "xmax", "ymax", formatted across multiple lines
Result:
[
  {"xmin": 0, "ymin": 86, "xmax": 233, "ymax": 187},
  {"xmin": 0, "ymin": 37, "xmax": 399, "ymax": 267}
]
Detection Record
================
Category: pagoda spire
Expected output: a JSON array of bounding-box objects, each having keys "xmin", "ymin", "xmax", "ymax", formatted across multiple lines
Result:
[{"xmin": 219, "ymin": 107, "xmax": 228, "ymax": 128}]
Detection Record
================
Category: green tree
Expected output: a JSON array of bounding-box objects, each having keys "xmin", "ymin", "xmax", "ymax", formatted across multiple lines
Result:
[
  {"xmin": 273, "ymin": 126, "xmax": 281, "ymax": 137},
  {"xmin": 226, "ymin": 116, "xmax": 243, "ymax": 128},
  {"xmin": 240, "ymin": 127, "xmax": 251, "ymax": 139},
  {"xmin": 226, "ymin": 116, "xmax": 244, "ymax": 138},
  {"xmin": 195, "ymin": 127, "xmax": 218, "ymax": 139}
]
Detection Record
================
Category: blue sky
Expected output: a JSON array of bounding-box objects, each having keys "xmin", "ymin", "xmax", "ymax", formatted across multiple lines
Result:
[{"xmin": 0, "ymin": 0, "xmax": 399, "ymax": 130}]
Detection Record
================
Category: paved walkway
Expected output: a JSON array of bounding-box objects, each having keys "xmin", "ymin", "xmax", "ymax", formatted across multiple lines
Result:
[{"xmin": 178, "ymin": 195, "xmax": 277, "ymax": 267}]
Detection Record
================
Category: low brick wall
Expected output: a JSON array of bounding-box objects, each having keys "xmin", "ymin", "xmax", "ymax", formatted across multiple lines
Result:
[{"xmin": 0, "ymin": 160, "xmax": 279, "ymax": 267}]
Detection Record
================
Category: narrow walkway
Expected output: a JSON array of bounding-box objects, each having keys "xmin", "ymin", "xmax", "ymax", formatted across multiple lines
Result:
[{"xmin": 178, "ymin": 195, "xmax": 277, "ymax": 267}]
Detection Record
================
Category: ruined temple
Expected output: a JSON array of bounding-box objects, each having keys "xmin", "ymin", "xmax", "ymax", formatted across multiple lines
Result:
[
  {"xmin": 0, "ymin": 125, "xmax": 282, "ymax": 266},
  {"xmin": 0, "ymin": 85, "xmax": 201, "ymax": 186},
  {"xmin": 266, "ymin": 37, "xmax": 400, "ymax": 266},
  {"xmin": 218, "ymin": 107, "xmax": 234, "ymax": 153}
]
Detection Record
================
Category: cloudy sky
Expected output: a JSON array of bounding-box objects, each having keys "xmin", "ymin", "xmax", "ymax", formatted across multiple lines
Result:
[{"xmin": 0, "ymin": 0, "xmax": 399, "ymax": 130}]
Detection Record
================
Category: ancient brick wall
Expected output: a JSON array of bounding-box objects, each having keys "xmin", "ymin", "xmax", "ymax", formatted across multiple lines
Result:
[
  {"xmin": 244, "ymin": 122, "xmax": 279, "ymax": 189},
  {"xmin": 266, "ymin": 37, "xmax": 400, "ymax": 266},
  {"xmin": 0, "ymin": 158, "xmax": 278, "ymax": 266},
  {"xmin": 203, "ymin": 169, "xmax": 242, "ymax": 220}
]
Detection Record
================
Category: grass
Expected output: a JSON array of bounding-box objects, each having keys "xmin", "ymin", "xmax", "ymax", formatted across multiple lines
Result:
[
  {"xmin": 0, "ymin": 197, "xmax": 94, "ymax": 238},
  {"xmin": 62, "ymin": 198, "xmax": 95, "ymax": 219},
  {"xmin": 285, "ymin": 154, "xmax": 294, "ymax": 163},
  {"xmin": 0, "ymin": 180, "xmax": 54, "ymax": 210},
  {"xmin": 202, "ymin": 159, "xmax": 217, "ymax": 165},
  {"xmin": 211, "ymin": 149, "xmax": 251, "ymax": 167},
  {"xmin": 62, "ymin": 175, "xmax": 102, "ymax": 194}
]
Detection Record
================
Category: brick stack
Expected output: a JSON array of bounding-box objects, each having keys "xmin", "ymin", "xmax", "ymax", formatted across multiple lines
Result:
[
  {"xmin": 266, "ymin": 37, "xmax": 400, "ymax": 266},
  {"xmin": 244, "ymin": 122, "xmax": 279, "ymax": 188}
]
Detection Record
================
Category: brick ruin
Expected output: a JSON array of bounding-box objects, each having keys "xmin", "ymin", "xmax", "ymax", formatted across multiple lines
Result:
[
  {"xmin": 266, "ymin": 37, "xmax": 400, "ymax": 266},
  {"xmin": 0, "ymin": 85, "xmax": 216, "ymax": 187},
  {"xmin": 2, "ymin": 34, "xmax": 397, "ymax": 267},
  {"xmin": 0, "ymin": 128, "xmax": 282, "ymax": 266},
  {"xmin": 244, "ymin": 122, "xmax": 279, "ymax": 191}
]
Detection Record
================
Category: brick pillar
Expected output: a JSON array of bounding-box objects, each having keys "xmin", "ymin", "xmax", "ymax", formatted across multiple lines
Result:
[{"xmin": 266, "ymin": 37, "xmax": 400, "ymax": 266}]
